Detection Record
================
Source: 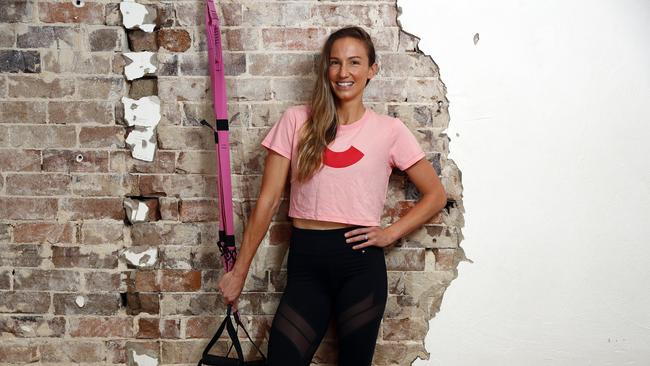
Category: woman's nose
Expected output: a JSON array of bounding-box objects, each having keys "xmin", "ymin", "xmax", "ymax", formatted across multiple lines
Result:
[{"xmin": 338, "ymin": 64, "xmax": 350, "ymax": 77}]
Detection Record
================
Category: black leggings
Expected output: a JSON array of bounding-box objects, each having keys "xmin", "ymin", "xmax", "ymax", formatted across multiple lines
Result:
[{"xmin": 267, "ymin": 226, "xmax": 388, "ymax": 366}]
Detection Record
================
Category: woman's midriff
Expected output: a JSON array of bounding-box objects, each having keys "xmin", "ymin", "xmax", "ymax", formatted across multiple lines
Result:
[{"xmin": 291, "ymin": 217, "xmax": 357, "ymax": 230}]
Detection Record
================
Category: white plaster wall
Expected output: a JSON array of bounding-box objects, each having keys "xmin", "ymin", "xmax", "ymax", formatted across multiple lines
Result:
[{"xmin": 398, "ymin": 0, "xmax": 650, "ymax": 364}]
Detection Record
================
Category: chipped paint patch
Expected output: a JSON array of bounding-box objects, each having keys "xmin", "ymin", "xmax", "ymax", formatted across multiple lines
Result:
[
  {"xmin": 122, "ymin": 96, "xmax": 161, "ymax": 127},
  {"xmin": 122, "ymin": 246, "xmax": 158, "ymax": 268},
  {"xmin": 125, "ymin": 127, "xmax": 157, "ymax": 161},
  {"xmin": 122, "ymin": 96, "xmax": 160, "ymax": 161},
  {"xmin": 123, "ymin": 52, "xmax": 157, "ymax": 80},
  {"xmin": 132, "ymin": 350, "xmax": 158, "ymax": 366},
  {"xmin": 124, "ymin": 198, "xmax": 150, "ymax": 223},
  {"xmin": 120, "ymin": 0, "xmax": 156, "ymax": 33},
  {"xmin": 75, "ymin": 295, "xmax": 86, "ymax": 307}
]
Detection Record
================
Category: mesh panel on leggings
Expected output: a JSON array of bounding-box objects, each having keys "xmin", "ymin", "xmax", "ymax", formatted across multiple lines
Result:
[
  {"xmin": 337, "ymin": 293, "xmax": 383, "ymax": 338},
  {"xmin": 275, "ymin": 301, "xmax": 318, "ymax": 358}
]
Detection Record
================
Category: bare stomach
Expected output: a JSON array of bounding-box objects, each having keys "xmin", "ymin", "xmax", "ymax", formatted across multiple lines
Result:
[{"xmin": 291, "ymin": 217, "xmax": 357, "ymax": 230}]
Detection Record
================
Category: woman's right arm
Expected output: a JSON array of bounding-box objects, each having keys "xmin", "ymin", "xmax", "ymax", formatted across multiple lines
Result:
[{"xmin": 217, "ymin": 149, "xmax": 291, "ymax": 304}]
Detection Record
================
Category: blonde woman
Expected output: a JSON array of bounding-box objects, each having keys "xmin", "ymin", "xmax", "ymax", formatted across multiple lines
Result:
[{"xmin": 218, "ymin": 26, "xmax": 447, "ymax": 366}]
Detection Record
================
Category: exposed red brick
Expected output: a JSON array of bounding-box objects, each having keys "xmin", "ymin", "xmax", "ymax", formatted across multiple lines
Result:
[
  {"xmin": 125, "ymin": 292, "xmax": 160, "ymax": 315},
  {"xmin": 0, "ymin": 343, "xmax": 38, "ymax": 363},
  {"xmin": 0, "ymin": 244, "xmax": 45, "ymax": 267},
  {"xmin": 0, "ymin": 316, "xmax": 66, "ymax": 338},
  {"xmin": 0, "ymin": 270, "xmax": 10, "ymax": 289},
  {"xmin": 39, "ymin": 340, "xmax": 104, "ymax": 363},
  {"xmin": 0, "ymin": 101, "xmax": 46, "ymax": 123},
  {"xmin": 0, "ymin": 197, "xmax": 57, "ymax": 220},
  {"xmin": 159, "ymin": 197, "xmax": 179, "ymax": 221},
  {"xmin": 79, "ymin": 221, "xmax": 124, "ymax": 244},
  {"xmin": 49, "ymin": 101, "xmax": 114, "ymax": 125},
  {"xmin": 0, "ymin": 291, "xmax": 51, "ymax": 314},
  {"xmin": 13, "ymin": 222, "xmax": 74, "ymax": 244},
  {"xmin": 60, "ymin": 198, "xmax": 125, "ymax": 220},
  {"xmin": 157, "ymin": 29, "xmax": 191, "ymax": 52},
  {"xmin": 126, "ymin": 270, "xmax": 160, "ymax": 292},
  {"xmin": 269, "ymin": 222, "xmax": 291, "ymax": 246},
  {"xmin": 262, "ymin": 28, "xmax": 328, "ymax": 51},
  {"xmin": 7, "ymin": 75, "xmax": 75, "ymax": 98},
  {"xmin": 52, "ymin": 293, "xmax": 121, "ymax": 316},
  {"xmin": 433, "ymin": 248, "xmax": 462, "ymax": 271},
  {"xmin": 0, "ymin": 150, "xmax": 40, "ymax": 172},
  {"xmin": 178, "ymin": 199, "xmax": 219, "ymax": 222},
  {"xmin": 52, "ymin": 246, "xmax": 119, "ymax": 269},
  {"xmin": 84, "ymin": 271, "xmax": 122, "ymax": 292},
  {"xmin": 42, "ymin": 150, "xmax": 109, "ymax": 173},
  {"xmin": 69, "ymin": 317, "xmax": 134, "ymax": 338},
  {"xmin": 160, "ymin": 270, "xmax": 201, "ymax": 292},
  {"xmin": 5, "ymin": 173, "xmax": 71, "ymax": 196},
  {"xmin": 14, "ymin": 268, "xmax": 81, "ymax": 291},
  {"xmin": 161, "ymin": 318, "xmax": 181, "ymax": 338},
  {"xmin": 109, "ymin": 150, "xmax": 176, "ymax": 174},
  {"xmin": 71, "ymin": 174, "xmax": 139, "ymax": 197},
  {"xmin": 7, "ymin": 125, "xmax": 76, "ymax": 149},
  {"xmin": 38, "ymin": 2, "xmax": 105, "ymax": 24},
  {"xmin": 137, "ymin": 317, "xmax": 160, "ymax": 339},
  {"xmin": 185, "ymin": 317, "xmax": 219, "ymax": 338}
]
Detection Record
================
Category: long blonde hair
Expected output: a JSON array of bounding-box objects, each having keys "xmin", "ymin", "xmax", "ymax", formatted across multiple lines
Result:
[{"xmin": 295, "ymin": 26, "xmax": 377, "ymax": 182}]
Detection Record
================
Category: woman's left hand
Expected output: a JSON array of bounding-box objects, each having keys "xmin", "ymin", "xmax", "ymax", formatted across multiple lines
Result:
[{"xmin": 344, "ymin": 226, "xmax": 396, "ymax": 250}]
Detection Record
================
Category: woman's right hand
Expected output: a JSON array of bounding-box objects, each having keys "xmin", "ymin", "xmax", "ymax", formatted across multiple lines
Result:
[{"xmin": 217, "ymin": 270, "xmax": 246, "ymax": 306}]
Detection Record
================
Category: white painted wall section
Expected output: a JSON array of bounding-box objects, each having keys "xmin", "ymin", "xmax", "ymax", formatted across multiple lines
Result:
[{"xmin": 398, "ymin": 0, "xmax": 650, "ymax": 364}]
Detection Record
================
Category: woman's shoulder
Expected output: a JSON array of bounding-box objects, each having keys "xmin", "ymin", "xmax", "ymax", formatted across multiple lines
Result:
[
  {"xmin": 367, "ymin": 107, "xmax": 402, "ymax": 129},
  {"xmin": 283, "ymin": 104, "xmax": 311, "ymax": 119}
]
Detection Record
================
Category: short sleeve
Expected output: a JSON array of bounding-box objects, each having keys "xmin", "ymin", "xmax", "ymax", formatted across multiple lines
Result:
[
  {"xmin": 389, "ymin": 119, "xmax": 426, "ymax": 170},
  {"xmin": 261, "ymin": 108, "xmax": 296, "ymax": 160}
]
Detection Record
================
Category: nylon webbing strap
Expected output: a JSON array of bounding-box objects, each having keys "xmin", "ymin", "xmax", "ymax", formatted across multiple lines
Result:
[
  {"xmin": 205, "ymin": 1, "xmax": 236, "ymax": 273},
  {"xmin": 200, "ymin": 3, "xmax": 268, "ymax": 363}
]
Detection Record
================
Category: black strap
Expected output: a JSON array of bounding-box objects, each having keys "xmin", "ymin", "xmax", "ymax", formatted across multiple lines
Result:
[{"xmin": 200, "ymin": 304, "xmax": 267, "ymax": 363}]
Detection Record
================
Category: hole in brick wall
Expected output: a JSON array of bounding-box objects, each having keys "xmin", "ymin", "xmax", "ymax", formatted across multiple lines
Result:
[
  {"xmin": 444, "ymin": 199, "xmax": 456, "ymax": 212},
  {"xmin": 123, "ymin": 196, "xmax": 162, "ymax": 224},
  {"xmin": 119, "ymin": 292, "xmax": 128, "ymax": 308},
  {"xmin": 72, "ymin": 0, "xmax": 85, "ymax": 7}
]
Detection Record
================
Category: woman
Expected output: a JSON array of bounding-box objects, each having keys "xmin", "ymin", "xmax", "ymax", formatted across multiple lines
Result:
[{"xmin": 218, "ymin": 26, "xmax": 447, "ymax": 365}]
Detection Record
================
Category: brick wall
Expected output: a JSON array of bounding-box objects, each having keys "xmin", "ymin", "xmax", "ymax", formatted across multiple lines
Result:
[{"xmin": 0, "ymin": 0, "xmax": 465, "ymax": 364}]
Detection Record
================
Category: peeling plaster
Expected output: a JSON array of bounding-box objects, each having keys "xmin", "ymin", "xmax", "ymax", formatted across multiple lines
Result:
[
  {"xmin": 122, "ymin": 247, "xmax": 158, "ymax": 268},
  {"xmin": 123, "ymin": 52, "xmax": 157, "ymax": 80},
  {"xmin": 124, "ymin": 198, "xmax": 150, "ymax": 223},
  {"xmin": 122, "ymin": 96, "xmax": 161, "ymax": 127},
  {"xmin": 120, "ymin": 0, "xmax": 156, "ymax": 33},
  {"xmin": 125, "ymin": 127, "xmax": 157, "ymax": 161},
  {"xmin": 132, "ymin": 350, "xmax": 158, "ymax": 366},
  {"xmin": 75, "ymin": 295, "xmax": 85, "ymax": 307},
  {"xmin": 122, "ymin": 96, "xmax": 160, "ymax": 161},
  {"xmin": 19, "ymin": 325, "xmax": 34, "ymax": 336}
]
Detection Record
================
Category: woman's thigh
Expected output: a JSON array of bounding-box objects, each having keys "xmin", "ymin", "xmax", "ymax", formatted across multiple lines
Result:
[
  {"xmin": 333, "ymin": 245, "xmax": 388, "ymax": 366},
  {"xmin": 267, "ymin": 229, "xmax": 336, "ymax": 366}
]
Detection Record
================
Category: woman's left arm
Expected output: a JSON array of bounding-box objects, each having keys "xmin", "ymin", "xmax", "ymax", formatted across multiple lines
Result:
[{"xmin": 345, "ymin": 158, "xmax": 447, "ymax": 249}]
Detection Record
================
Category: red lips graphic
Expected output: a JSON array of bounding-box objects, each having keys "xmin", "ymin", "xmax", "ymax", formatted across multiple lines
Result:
[{"xmin": 323, "ymin": 146, "xmax": 364, "ymax": 168}]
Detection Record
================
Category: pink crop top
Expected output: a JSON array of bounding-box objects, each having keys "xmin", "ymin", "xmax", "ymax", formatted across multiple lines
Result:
[{"xmin": 261, "ymin": 105, "xmax": 425, "ymax": 227}]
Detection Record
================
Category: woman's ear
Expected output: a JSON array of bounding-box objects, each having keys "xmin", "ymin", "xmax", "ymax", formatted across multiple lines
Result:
[{"xmin": 368, "ymin": 63, "xmax": 379, "ymax": 81}]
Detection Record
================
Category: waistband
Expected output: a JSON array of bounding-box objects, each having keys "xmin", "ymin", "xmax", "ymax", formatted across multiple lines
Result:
[{"xmin": 290, "ymin": 225, "xmax": 363, "ymax": 236}]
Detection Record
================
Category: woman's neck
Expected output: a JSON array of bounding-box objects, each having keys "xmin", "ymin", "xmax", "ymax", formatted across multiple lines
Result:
[{"xmin": 336, "ymin": 102, "xmax": 366, "ymax": 125}]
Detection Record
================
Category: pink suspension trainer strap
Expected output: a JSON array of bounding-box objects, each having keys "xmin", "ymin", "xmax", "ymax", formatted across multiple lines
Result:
[
  {"xmin": 202, "ymin": 1, "xmax": 237, "ymax": 272},
  {"xmin": 198, "ymin": 3, "xmax": 268, "ymax": 364}
]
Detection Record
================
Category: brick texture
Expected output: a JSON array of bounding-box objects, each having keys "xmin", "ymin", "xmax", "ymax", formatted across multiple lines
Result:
[{"xmin": 0, "ymin": 1, "xmax": 464, "ymax": 365}]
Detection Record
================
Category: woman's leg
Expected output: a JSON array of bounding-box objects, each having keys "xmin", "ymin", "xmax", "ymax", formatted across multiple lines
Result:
[
  {"xmin": 333, "ymin": 245, "xmax": 388, "ymax": 366},
  {"xmin": 267, "ymin": 229, "xmax": 334, "ymax": 366}
]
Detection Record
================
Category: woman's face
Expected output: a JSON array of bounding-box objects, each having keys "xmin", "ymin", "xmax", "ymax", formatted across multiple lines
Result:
[{"xmin": 327, "ymin": 37, "xmax": 377, "ymax": 104}]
